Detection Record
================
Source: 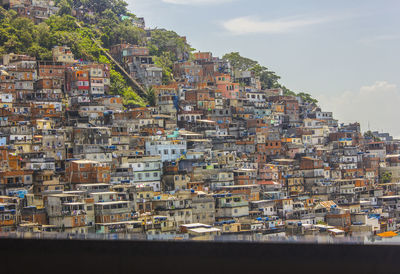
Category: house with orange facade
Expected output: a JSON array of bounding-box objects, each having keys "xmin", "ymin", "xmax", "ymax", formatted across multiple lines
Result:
[
  {"xmin": 215, "ymin": 73, "xmax": 240, "ymax": 99},
  {"xmin": 65, "ymin": 160, "xmax": 111, "ymax": 188}
]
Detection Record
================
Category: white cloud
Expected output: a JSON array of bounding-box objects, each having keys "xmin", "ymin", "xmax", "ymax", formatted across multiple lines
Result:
[
  {"xmin": 318, "ymin": 81, "xmax": 400, "ymax": 137},
  {"xmin": 222, "ymin": 16, "xmax": 332, "ymax": 35},
  {"xmin": 162, "ymin": 0, "xmax": 233, "ymax": 5}
]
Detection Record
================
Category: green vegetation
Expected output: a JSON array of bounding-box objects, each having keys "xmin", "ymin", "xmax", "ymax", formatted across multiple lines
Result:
[
  {"xmin": 297, "ymin": 92, "xmax": 318, "ymax": 104},
  {"xmin": 144, "ymin": 86, "xmax": 156, "ymax": 107},
  {"xmin": 223, "ymin": 52, "xmax": 281, "ymax": 90},
  {"xmin": 73, "ymin": 1, "xmax": 193, "ymax": 85},
  {"xmin": 96, "ymin": 10, "xmax": 145, "ymax": 48},
  {"xmin": 98, "ymin": 55, "xmax": 145, "ymax": 106},
  {"xmin": 54, "ymin": 0, "xmax": 129, "ymax": 18},
  {"xmin": 223, "ymin": 52, "xmax": 318, "ymax": 104},
  {"xmin": 364, "ymin": 130, "xmax": 382, "ymax": 142},
  {"xmin": 154, "ymin": 52, "xmax": 174, "ymax": 85},
  {"xmin": 0, "ymin": 9, "xmax": 101, "ymax": 60},
  {"xmin": 148, "ymin": 29, "xmax": 193, "ymax": 84},
  {"xmin": 381, "ymin": 171, "xmax": 392, "ymax": 184},
  {"xmin": 0, "ymin": 0, "xmax": 318, "ymax": 106},
  {"xmin": 148, "ymin": 29, "xmax": 192, "ymax": 60},
  {"xmin": 0, "ymin": 7, "xmax": 145, "ymax": 105},
  {"xmin": 55, "ymin": 0, "xmax": 192, "ymax": 96},
  {"xmin": 222, "ymin": 52, "xmax": 258, "ymax": 71}
]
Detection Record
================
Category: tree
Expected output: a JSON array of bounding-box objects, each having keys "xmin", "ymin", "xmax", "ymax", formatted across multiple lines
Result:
[
  {"xmin": 148, "ymin": 29, "xmax": 191, "ymax": 61},
  {"xmin": 281, "ymin": 86, "xmax": 296, "ymax": 96},
  {"xmin": 110, "ymin": 0, "xmax": 128, "ymax": 17},
  {"xmin": 364, "ymin": 131, "xmax": 374, "ymax": 139},
  {"xmin": 259, "ymin": 70, "xmax": 281, "ymax": 90},
  {"xmin": 26, "ymin": 44, "xmax": 52, "ymax": 60},
  {"xmin": 154, "ymin": 52, "xmax": 174, "ymax": 85},
  {"xmin": 122, "ymin": 87, "xmax": 146, "ymax": 107},
  {"xmin": 145, "ymin": 86, "xmax": 156, "ymax": 107},
  {"xmin": 3, "ymin": 35, "xmax": 24, "ymax": 53},
  {"xmin": 223, "ymin": 52, "xmax": 281, "ymax": 90},
  {"xmin": 223, "ymin": 52, "xmax": 258, "ymax": 70},
  {"xmin": 96, "ymin": 9, "xmax": 145, "ymax": 48},
  {"xmin": 0, "ymin": 5, "xmax": 148, "ymax": 105},
  {"xmin": 223, "ymin": 51, "xmax": 318, "ymax": 102},
  {"xmin": 109, "ymin": 68, "xmax": 127, "ymax": 95},
  {"xmin": 58, "ymin": 0, "xmax": 73, "ymax": 15},
  {"xmin": 101, "ymin": 54, "xmax": 145, "ymax": 106},
  {"xmin": 381, "ymin": 172, "xmax": 392, "ymax": 184},
  {"xmin": 297, "ymin": 92, "xmax": 318, "ymax": 104},
  {"xmin": 45, "ymin": 14, "xmax": 77, "ymax": 32},
  {"xmin": 35, "ymin": 23, "xmax": 52, "ymax": 49},
  {"xmin": 364, "ymin": 131, "xmax": 381, "ymax": 142}
]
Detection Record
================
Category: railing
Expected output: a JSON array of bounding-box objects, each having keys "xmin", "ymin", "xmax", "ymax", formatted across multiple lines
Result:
[
  {"xmin": 0, "ymin": 231, "xmax": 399, "ymax": 245},
  {"xmin": 96, "ymin": 208, "xmax": 131, "ymax": 215},
  {"xmin": 219, "ymin": 201, "xmax": 249, "ymax": 207},
  {"xmin": 61, "ymin": 210, "xmax": 86, "ymax": 216}
]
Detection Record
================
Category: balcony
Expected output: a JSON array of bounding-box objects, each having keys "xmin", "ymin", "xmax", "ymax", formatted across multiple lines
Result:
[
  {"xmin": 95, "ymin": 201, "xmax": 131, "ymax": 215},
  {"xmin": 61, "ymin": 210, "xmax": 86, "ymax": 217},
  {"xmin": 219, "ymin": 201, "xmax": 248, "ymax": 208}
]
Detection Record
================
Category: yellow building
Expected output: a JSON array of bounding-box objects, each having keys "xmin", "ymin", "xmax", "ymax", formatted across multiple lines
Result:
[{"xmin": 35, "ymin": 119, "xmax": 55, "ymax": 130}]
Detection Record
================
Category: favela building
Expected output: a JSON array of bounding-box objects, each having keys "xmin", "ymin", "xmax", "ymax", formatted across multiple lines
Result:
[{"xmin": 0, "ymin": 1, "xmax": 399, "ymax": 242}]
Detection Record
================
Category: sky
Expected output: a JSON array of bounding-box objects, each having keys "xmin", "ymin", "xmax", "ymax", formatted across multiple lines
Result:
[{"xmin": 127, "ymin": 0, "xmax": 400, "ymax": 137}]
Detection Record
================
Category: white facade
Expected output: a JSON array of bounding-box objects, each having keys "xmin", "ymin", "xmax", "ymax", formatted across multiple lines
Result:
[{"xmin": 145, "ymin": 139, "xmax": 187, "ymax": 162}]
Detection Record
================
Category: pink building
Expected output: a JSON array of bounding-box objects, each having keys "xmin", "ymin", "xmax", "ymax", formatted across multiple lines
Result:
[{"xmin": 215, "ymin": 73, "xmax": 239, "ymax": 99}]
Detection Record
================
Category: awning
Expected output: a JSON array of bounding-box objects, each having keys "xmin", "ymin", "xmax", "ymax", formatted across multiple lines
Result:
[{"xmin": 377, "ymin": 231, "xmax": 398, "ymax": 238}]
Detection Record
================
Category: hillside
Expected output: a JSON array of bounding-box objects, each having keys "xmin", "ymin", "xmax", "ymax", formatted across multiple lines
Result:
[{"xmin": 0, "ymin": 0, "xmax": 317, "ymax": 104}]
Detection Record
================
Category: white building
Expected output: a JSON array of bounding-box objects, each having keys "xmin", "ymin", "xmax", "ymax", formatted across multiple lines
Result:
[{"xmin": 145, "ymin": 138, "xmax": 187, "ymax": 162}]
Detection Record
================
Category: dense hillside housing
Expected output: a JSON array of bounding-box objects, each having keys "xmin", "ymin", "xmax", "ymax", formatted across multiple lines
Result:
[{"xmin": 0, "ymin": 2, "xmax": 399, "ymax": 241}]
